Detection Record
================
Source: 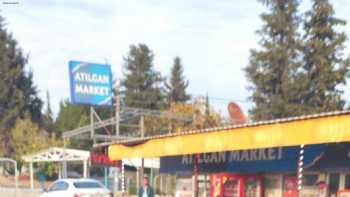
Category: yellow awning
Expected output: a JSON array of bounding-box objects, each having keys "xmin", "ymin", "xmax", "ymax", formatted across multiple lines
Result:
[{"xmin": 109, "ymin": 111, "xmax": 350, "ymax": 160}]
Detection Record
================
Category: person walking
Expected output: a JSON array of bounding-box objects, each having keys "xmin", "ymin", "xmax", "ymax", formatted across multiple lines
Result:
[{"xmin": 138, "ymin": 175, "xmax": 154, "ymax": 197}]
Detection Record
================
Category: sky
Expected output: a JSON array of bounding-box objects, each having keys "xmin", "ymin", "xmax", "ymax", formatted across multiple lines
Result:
[{"xmin": 0, "ymin": 0, "xmax": 350, "ymax": 118}]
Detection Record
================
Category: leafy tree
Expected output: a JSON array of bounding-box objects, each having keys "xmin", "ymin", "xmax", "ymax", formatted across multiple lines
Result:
[
  {"xmin": 11, "ymin": 117, "xmax": 49, "ymax": 170},
  {"xmin": 122, "ymin": 44, "xmax": 165, "ymax": 109},
  {"xmin": 245, "ymin": 0, "xmax": 302, "ymax": 121},
  {"xmin": 299, "ymin": 0, "xmax": 350, "ymax": 113},
  {"xmin": 55, "ymin": 100, "xmax": 92, "ymax": 149},
  {"xmin": 165, "ymin": 57, "xmax": 190, "ymax": 103},
  {"xmin": 0, "ymin": 16, "xmax": 42, "ymax": 156},
  {"xmin": 11, "ymin": 117, "xmax": 62, "ymax": 177},
  {"xmin": 55, "ymin": 100, "xmax": 90, "ymax": 132},
  {"xmin": 166, "ymin": 97, "xmax": 221, "ymax": 133},
  {"xmin": 55, "ymin": 100, "xmax": 114, "ymax": 149},
  {"xmin": 139, "ymin": 96, "xmax": 221, "ymax": 136}
]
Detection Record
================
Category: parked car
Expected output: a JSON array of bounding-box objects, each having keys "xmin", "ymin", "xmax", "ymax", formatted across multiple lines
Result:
[
  {"xmin": 67, "ymin": 171, "xmax": 82, "ymax": 179},
  {"xmin": 40, "ymin": 178, "xmax": 112, "ymax": 197}
]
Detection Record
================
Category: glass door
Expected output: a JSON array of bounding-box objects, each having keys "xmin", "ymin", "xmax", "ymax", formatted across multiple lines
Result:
[
  {"xmin": 244, "ymin": 179, "xmax": 260, "ymax": 197},
  {"xmin": 222, "ymin": 177, "xmax": 240, "ymax": 197},
  {"xmin": 283, "ymin": 176, "xmax": 299, "ymax": 197}
]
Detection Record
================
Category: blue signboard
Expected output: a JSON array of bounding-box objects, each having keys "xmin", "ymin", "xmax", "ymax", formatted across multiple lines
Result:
[
  {"xmin": 310, "ymin": 143, "xmax": 350, "ymax": 170},
  {"xmin": 160, "ymin": 145, "xmax": 326, "ymax": 174},
  {"xmin": 69, "ymin": 61, "xmax": 113, "ymax": 106}
]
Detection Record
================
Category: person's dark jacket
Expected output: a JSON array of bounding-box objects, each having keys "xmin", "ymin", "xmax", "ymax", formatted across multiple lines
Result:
[{"xmin": 138, "ymin": 186, "xmax": 154, "ymax": 197}]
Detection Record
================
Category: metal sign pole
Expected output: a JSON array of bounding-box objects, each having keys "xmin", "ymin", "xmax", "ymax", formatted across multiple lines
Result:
[{"xmin": 90, "ymin": 106, "xmax": 95, "ymax": 140}]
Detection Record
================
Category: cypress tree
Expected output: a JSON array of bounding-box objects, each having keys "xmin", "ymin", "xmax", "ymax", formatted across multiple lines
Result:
[
  {"xmin": 0, "ymin": 16, "xmax": 42, "ymax": 156},
  {"xmin": 165, "ymin": 56, "xmax": 190, "ymax": 104},
  {"xmin": 122, "ymin": 44, "xmax": 165, "ymax": 109},
  {"xmin": 299, "ymin": 0, "xmax": 350, "ymax": 113},
  {"xmin": 245, "ymin": 0, "xmax": 302, "ymax": 121}
]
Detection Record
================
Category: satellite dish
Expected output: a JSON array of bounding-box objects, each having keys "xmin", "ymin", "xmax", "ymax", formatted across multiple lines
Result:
[{"xmin": 228, "ymin": 102, "xmax": 247, "ymax": 124}]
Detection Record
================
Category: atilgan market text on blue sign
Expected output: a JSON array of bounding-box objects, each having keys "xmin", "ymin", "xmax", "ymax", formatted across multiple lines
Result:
[{"xmin": 69, "ymin": 60, "xmax": 113, "ymax": 106}]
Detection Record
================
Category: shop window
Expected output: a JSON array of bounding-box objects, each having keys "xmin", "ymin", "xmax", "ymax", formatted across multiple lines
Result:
[
  {"xmin": 345, "ymin": 175, "xmax": 350, "ymax": 189},
  {"xmin": 222, "ymin": 179, "xmax": 240, "ymax": 197},
  {"xmin": 245, "ymin": 179, "xmax": 260, "ymax": 197},
  {"xmin": 264, "ymin": 176, "xmax": 281, "ymax": 197},
  {"xmin": 264, "ymin": 176, "xmax": 279, "ymax": 189},
  {"xmin": 283, "ymin": 176, "xmax": 299, "ymax": 197},
  {"xmin": 302, "ymin": 174, "xmax": 318, "ymax": 186},
  {"xmin": 329, "ymin": 173, "xmax": 340, "ymax": 195}
]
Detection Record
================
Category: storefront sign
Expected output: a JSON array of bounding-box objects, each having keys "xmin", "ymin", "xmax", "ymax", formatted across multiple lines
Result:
[
  {"xmin": 91, "ymin": 153, "xmax": 120, "ymax": 167},
  {"xmin": 311, "ymin": 143, "xmax": 350, "ymax": 170},
  {"xmin": 182, "ymin": 148, "xmax": 283, "ymax": 165},
  {"xmin": 160, "ymin": 145, "xmax": 325, "ymax": 173},
  {"xmin": 69, "ymin": 60, "xmax": 113, "ymax": 106}
]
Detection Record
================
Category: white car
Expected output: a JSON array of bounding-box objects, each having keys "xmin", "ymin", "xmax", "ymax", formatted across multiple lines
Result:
[{"xmin": 40, "ymin": 178, "xmax": 112, "ymax": 197}]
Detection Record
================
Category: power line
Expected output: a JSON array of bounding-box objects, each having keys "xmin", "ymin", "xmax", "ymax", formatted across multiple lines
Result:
[{"xmin": 116, "ymin": 95, "xmax": 252, "ymax": 106}]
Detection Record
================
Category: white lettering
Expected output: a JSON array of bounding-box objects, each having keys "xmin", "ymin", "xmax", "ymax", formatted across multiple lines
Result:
[
  {"xmin": 210, "ymin": 153, "xmax": 218, "ymax": 163},
  {"xmin": 182, "ymin": 155, "xmax": 192, "ymax": 165},
  {"xmin": 268, "ymin": 149, "xmax": 276, "ymax": 160},
  {"xmin": 74, "ymin": 73, "xmax": 81, "ymax": 81},
  {"xmin": 204, "ymin": 154, "xmax": 210, "ymax": 163},
  {"xmin": 198, "ymin": 154, "xmax": 204, "ymax": 164},
  {"xmin": 218, "ymin": 152, "xmax": 226, "ymax": 163},
  {"xmin": 250, "ymin": 150, "xmax": 258, "ymax": 160},
  {"xmin": 258, "ymin": 149, "xmax": 267, "ymax": 160},
  {"xmin": 240, "ymin": 150, "xmax": 250, "ymax": 161},
  {"xmin": 229, "ymin": 152, "xmax": 240, "ymax": 161},
  {"xmin": 75, "ymin": 84, "xmax": 109, "ymax": 96},
  {"xmin": 278, "ymin": 148, "xmax": 283, "ymax": 159},
  {"xmin": 74, "ymin": 72, "xmax": 109, "ymax": 84}
]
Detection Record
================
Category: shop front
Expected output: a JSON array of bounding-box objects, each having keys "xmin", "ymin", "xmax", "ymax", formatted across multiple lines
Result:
[
  {"xmin": 210, "ymin": 173, "xmax": 262, "ymax": 197},
  {"xmin": 90, "ymin": 152, "xmax": 121, "ymax": 193},
  {"xmin": 160, "ymin": 144, "xmax": 326, "ymax": 197}
]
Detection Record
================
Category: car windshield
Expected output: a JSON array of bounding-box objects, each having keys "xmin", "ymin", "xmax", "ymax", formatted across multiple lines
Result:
[{"xmin": 73, "ymin": 181, "xmax": 103, "ymax": 189}]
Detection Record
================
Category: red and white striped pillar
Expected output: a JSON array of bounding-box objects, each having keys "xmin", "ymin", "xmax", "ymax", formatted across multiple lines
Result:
[{"xmin": 298, "ymin": 144, "xmax": 305, "ymax": 194}]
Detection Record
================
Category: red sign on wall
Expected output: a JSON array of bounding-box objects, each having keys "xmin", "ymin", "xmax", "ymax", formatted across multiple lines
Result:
[
  {"xmin": 91, "ymin": 153, "xmax": 121, "ymax": 167},
  {"xmin": 284, "ymin": 176, "xmax": 299, "ymax": 197}
]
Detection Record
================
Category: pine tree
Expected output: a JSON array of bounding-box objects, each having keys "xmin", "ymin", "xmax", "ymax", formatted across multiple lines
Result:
[
  {"xmin": 299, "ymin": 0, "xmax": 349, "ymax": 113},
  {"xmin": 165, "ymin": 56, "xmax": 190, "ymax": 104},
  {"xmin": 122, "ymin": 44, "xmax": 165, "ymax": 109},
  {"xmin": 0, "ymin": 16, "xmax": 43, "ymax": 156},
  {"xmin": 245, "ymin": 0, "xmax": 302, "ymax": 121},
  {"xmin": 204, "ymin": 94, "xmax": 210, "ymax": 126}
]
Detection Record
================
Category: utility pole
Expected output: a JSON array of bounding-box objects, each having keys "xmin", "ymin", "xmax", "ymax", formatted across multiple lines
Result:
[
  {"xmin": 140, "ymin": 114, "xmax": 145, "ymax": 138},
  {"xmin": 113, "ymin": 80, "xmax": 121, "ymax": 194},
  {"xmin": 115, "ymin": 81, "xmax": 120, "ymax": 138},
  {"xmin": 140, "ymin": 114, "xmax": 145, "ymax": 185},
  {"xmin": 90, "ymin": 106, "xmax": 94, "ymax": 139}
]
